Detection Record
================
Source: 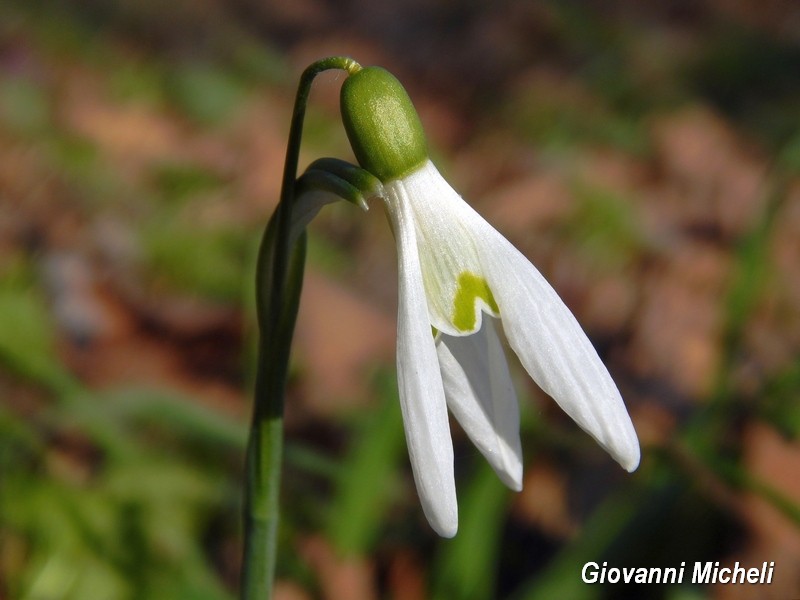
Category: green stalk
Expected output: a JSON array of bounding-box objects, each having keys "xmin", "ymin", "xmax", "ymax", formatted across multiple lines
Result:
[{"xmin": 240, "ymin": 56, "xmax": 362, "ymax": 600}]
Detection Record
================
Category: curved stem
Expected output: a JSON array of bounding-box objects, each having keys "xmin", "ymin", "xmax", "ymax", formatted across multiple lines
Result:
[
  {"xmin": 241, "ymin": 56, "xmax": 361, "ymax": 600},
  {"xmin": 265, "ymin": 56, "xmax": 362, "ymax": 337}
]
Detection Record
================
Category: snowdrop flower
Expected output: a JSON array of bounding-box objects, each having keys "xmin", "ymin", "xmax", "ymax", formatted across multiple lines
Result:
[{"xmin": 339, "ymin": 66, "xmax": 640, "ymax": 537}]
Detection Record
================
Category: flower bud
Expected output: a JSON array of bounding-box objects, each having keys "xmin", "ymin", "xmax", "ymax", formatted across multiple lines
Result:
[{"xmin": 340, "ymin": 66, "xmax": 428, "ymax": 182}]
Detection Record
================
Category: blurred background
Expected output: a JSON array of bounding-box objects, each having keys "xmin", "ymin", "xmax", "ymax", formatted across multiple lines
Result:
[{"xmin": 2, "ymin": 0, "xmax": 800, "ymax": 598}]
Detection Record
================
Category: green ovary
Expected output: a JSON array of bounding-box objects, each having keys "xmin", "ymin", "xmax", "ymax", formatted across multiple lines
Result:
[{"xmin": 452, "ymin": 272, "xmax": 499, "ymax": 332}]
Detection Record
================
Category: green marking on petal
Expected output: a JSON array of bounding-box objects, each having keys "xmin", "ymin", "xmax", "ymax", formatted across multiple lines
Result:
[{"xmin": 452, "ymin": 272, "xmax": 499, "ymax": 332}]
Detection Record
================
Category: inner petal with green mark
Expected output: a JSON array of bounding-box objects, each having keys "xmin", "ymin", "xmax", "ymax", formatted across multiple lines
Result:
[{"xmin": 452, "ymin": 272, "xmax": 499, "ymax": 332}]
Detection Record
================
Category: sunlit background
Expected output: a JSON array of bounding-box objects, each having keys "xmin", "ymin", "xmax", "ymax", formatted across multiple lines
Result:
[{"xmin": 2, "ymin": 1, "xmax": 800, "ymax": 598}]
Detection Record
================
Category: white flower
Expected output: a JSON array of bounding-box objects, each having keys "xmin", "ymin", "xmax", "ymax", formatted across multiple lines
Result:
[
  {"xmin": 377, "ymin": 159, "xmax": 640, "ymax": 537},
  {"xmin": 334, "ymin": 64, "xmax": 640, "ymax": 538}
]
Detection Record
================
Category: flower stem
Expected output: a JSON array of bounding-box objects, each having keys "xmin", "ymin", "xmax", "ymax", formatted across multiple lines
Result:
[{"xmin": 240, "ymin": 56, "xmax": 361, "ymax": 600}]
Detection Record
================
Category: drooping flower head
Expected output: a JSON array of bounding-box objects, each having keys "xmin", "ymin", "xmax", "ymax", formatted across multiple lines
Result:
[{"xmin": 337, "ymin": 66, "xmax": 639, "ymax": 537}]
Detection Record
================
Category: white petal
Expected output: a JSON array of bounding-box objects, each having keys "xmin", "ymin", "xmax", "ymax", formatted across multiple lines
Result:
[
  {"xmin": 478, "ymin": 231, "xmax": 640, "ymax": 472},
  {"xmin": 383, "ymin": 179, "xmax": 459, "ymax": 537},
  {"xmin": 437, "ymin": 318, "xmax": 523, "ymax": 490},
  {"xmin": 392, "ymin": 161, "xmax": 639, "ymax": 471},
  {"xmin": 386, "ymin": 161, "xmax": 498, "ymax": 336}
]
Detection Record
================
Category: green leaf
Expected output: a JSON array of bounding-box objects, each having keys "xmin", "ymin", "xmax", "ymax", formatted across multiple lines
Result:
[
  {"xmin": 0, "ymin": 278, "xmax": 76, "ymax": 393},
  {"xmin": 0, "ymin": 76, "xmax": 50, "ymax": 135},
  {"xmin": 100, "ymin": 387, "xmax": 246, "ymax": 449},
  {"xmin": 142, "ymin": 221, "xmax": 251, "ymax": 300},
  {"xmin": 168, "ymin": 64, "xmax": 246, "ymax": 126},
  {"xmin": 512, "ymin": 489, "xmax": 641, "ymax": 600},
  {"xmin": 432, "ymin": 461, "xmax": 510, "ymax": 600},
  {"xmin": 326, "ymin": 376, "xmax": 406, "ymax": 556},
  {"xmin": 760, "ymin": 361, "xmax": 800, "ymax": 438}
]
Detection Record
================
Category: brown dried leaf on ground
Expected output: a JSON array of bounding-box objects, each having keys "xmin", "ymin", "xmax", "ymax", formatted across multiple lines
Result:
[
  {"xmin": 274, "ymin": 580, "xmax": 313, "ymax": 600},
  {"xmin": 762, "ymin": 182, "xmax": 800, "ymax": 360},
  {"xmin": 387, "ymin": 550, "xmax": 426, "ymax": 600},
  {"xmin": 715, "ymin": 422, "xmax": 800, "ymax": 600},
  {"xmin": 44, "ymin": 250, "xmax": 245, "ymax": 415},
  {"xmin": 513, "ymin": 461, "xmax": 577, "ymax": 539},
  {"xmin": 481, "ymin": 170, "xmax": 575, "ymax": 238},
  {"xmin": 706, "ymin": 0, "xmax": 800, "ymax": 38},
  {"xmin": 60, "ymin": 67, "xmax": 187, "ymax": 176},
  {"xmin": 294, "ymin": 270, "xmax": 395, "ymax": 415},
  {"xmin": 60, "ymin": 63, "xmax": 243, "ymax": 189},
  {"xmin": 628, "ymin": 401, "xmax": 678, "ymax": 448},
  {"xmin": 0, "ymin": 133, "xmax": 85, "ymax": 250},
  {"xmin": 650, "ymin": 107, "xmax": 768, "ymax": 238},
  {"xmin": 579, "ymin": 272, "xmax": 638, "ymax": 336},
  {"xmin": 228, "ymin": 98, "xmax": 290, "ymax": 217},
  {"xmin": 574, "ymin": 148, "xmax": 651, "ymax": 198},
  {"xmin": 300, "ymin": 536, "xmax": 377, "ymax": 600},
  {"xmin": 628, "ymin": 240, "xmax": 730, "ymax": 399}
]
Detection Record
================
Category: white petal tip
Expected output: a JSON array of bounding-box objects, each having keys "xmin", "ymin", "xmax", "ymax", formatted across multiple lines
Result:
[
  {"xmin": 429, "ymin": 515, "xmax": 458, "ymax": 538},
  {"xmin": 505, "ymin": 477, "xmax": 523, "ymax": 493},
  {"xmin": 418, "ymin": 485, "xmax": 459, "ymax": 538},
  {"xmin": 495, "ymin": 463, "xmax": 524, "ymax": 492},
  {"xmin": 623, "ymin": 454, "xmax": 641, "ymax": 473},
  {"xmin": 616, "ymin": 443, "xmax": 641, "ymax": 473}
]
